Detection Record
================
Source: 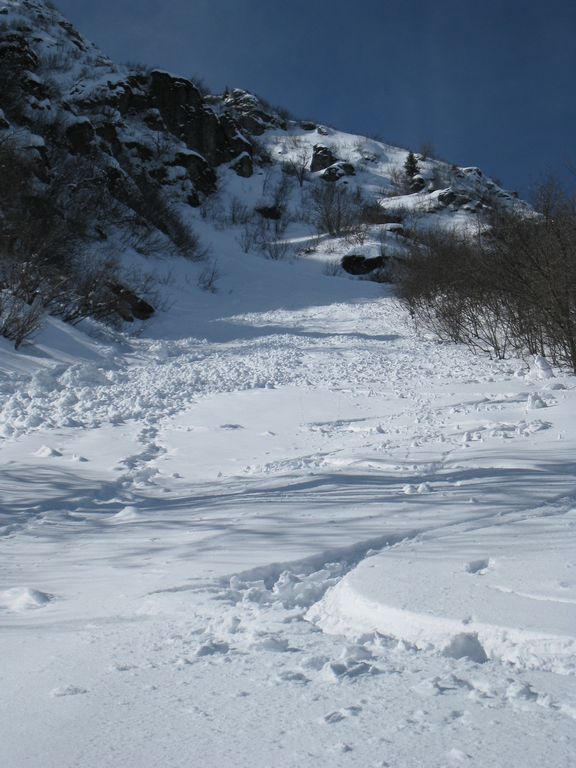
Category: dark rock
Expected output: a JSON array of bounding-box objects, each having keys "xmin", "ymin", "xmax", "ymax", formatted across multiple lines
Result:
[
  {"xmin": 58, "ymin": 20, "xmax": 87, "ymax": 51},
  {"xmin": 0, "ymin": 34, "xmax": 39, "ymax": 71},
  {"xmin": 255, "ymin": 205, "xmax": 282, "ymax": 220},
  {"xmin": 65, "ymin": 119, "xmax": 95, "ymax": 154},
  {"xmin": 316, "ymin": 125, "xmax": 330, "ymax": 136},
  {"xmin": 123, "ymin": 139, "xmax": 154, "ymax": 162},
  {"xmin": 310, "ymin": 144, "xmax": 337, "ymax": 172},
  {"xmin": 300, "ymin": 120, "xmax": 316, "ymax": 131},
  {"xmin": 142, "ymin": 109, "xmax": 164, "ymax": 130},
  {"xmin": 231, "ymin": 151, "xmax": 253, "ymax": 178},
  {"xmin": 223, "ymin": 89, "xmax": 280, "ymax": 136},
  {"xmin": 341, "ymin": 255, "xmax": 388, "ymax": 275},
  {"xmin": 149, "ymin": 69, "xmax": 204, "ymax": 125},
  {"xmin": 438, "ymin": 189, "xmax": 457, "ymax": 206},
  {"xmin": 95, "ymin": 121, "xmax": 122, "ymax": 154},
  {"xmin": 172, "ymin": 151, "xmax": 216, "ymax": 193},
  {"xmin": 107, "ymin": 282, "xmax": 154, "ymax": 321},
  {"xmin": 21, "ymin": 72, "xmax": 48, "ymax": 100},
  {"xmin": 321, "ymin": 161, "xmax": 356, "ymax": 182},
  {"xmin": 410, "ymin": 174, "xmax": 426, "ymax": 192}
]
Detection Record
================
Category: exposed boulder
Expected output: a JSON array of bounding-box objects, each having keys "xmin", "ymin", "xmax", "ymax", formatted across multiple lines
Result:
[
  {"xmin": 410, "ymin": 174, "xmax": 426, "ymax": 192},
  {"xmin": 341, "ymin": 255, "xmax": 388, "ymax": 275},
  {"xmin": 223, "ymin": 89, "xmax": 283, "ymax": 135},
  {"xmin": 310, "ymin": 144, "xmax": 337, "ymax": 172},
  {"xmin": 255, "ymin": 205, "xmax": 283, "ymax": 220},
  {"xmin": 321, "ymin": 161, "xmax": 355, "ymax": 182},
  {"xmin": 107, "ymin": 282, "xmax": 154, "ymax": 322},
  {"xmin": 65, "ymin": 119, "xmax": 95, "ymax": 154},
  {"xmin": 123, "ymin": 139, "xmax": 154, "ymax": 162},
  {"xmin": 231, "ymin": 151, "xmax": 253, "ymax": 178},
  {"xmin": 0, "ymin": 33, "xmax": 39, "ymax": 72},
  {"xmin": 94, "ymin": 120, "xmax": 122, "ymax": 155},
  {"xmin": 149, "ymin": 69, "xmax": 203, "ymax": 125},
  {"xmin": 438, "ymin": 189, "xmax": 457, "ymax": 206}
]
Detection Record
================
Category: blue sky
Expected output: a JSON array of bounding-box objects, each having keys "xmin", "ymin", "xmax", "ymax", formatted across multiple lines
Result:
[{"xmin": 55, "ymin": 0, "xmax": 575, "ymax": 197}]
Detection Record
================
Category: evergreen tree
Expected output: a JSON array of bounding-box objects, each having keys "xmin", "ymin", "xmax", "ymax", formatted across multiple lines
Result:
[{"xmin": 404, "ymin": 151, "xmax": 419, "ymax": 178}]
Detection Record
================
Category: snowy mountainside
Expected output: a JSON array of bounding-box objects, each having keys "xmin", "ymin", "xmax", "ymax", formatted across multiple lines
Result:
[
  {"xmin": 1, "ymin": 3, "xmax": 575, "ymax": 768},
  {"xmin": 0, "ymin": 0, "xmax": 527, "ymax": 339}
]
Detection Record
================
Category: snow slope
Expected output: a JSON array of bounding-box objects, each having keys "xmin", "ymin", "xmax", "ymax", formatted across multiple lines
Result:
[
  {"xmin": 0, "ymin": 4, "xmax": 574, "ymax": 766},
  {"xmin": 1, "ymin": 259, "xmax": 575, "ymax": 767}
]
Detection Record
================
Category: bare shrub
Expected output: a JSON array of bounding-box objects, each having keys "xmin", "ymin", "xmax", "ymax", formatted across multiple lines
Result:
[
  {"xmin": 237, "ymin": 221, "xmax": 262, "ymax": 254},
  {"xmin": 115, "ymin": 171, "xmax": 203, "ymax": 260},
  {"xmin": 0, "ymin": 290, "xmax": 44, "ymax": 348},
  {"xmin": 396, "ymin": 185, "xmax": 576, "ymax": 370},
  {"xmin": 197, "ymin": 260, "xmax": 220, "ymax": 293},
  {"xmin": 323, "ymin": 259, "xmax": 342, "ymax": 276},
  {"xmin": 303, "ymin": 183, "xmax": 362, "ymax": 236},
  {"xmin": 229, "ymin": 196, "xmax": 253, "ymax": 226},
  {"xmin": 282, "ymin": 147, "xmax": 310, "ymax": 187}
]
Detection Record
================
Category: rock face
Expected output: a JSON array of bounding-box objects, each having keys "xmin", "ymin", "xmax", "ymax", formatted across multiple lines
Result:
[
  {"xmin": 231, "ymin": 151, "xmax": 253, "ymax": 178},
  {"xmin": 0, "ymin": 4, "xmax": 287, "ymax": 211},
  {"xmin": 0, "ymin": 0, "xmax": 292, "ymax": 329},
  {"xmin": 65, "ymin": 120, "xmax": 96, "ymax": 154},
  {"xmin": 310, "ymin": 144, "xmax": 338, "ymax": 172},
  {"xmin": 107, "ymin": 283, "xmax": 155, "ymax": 322},
  {"xmin": 223, "ymin": 89, "xmax": 285, "ymax": 135},
  {"xmin": 321, "ymin": 161, "xmax": 356, "ymax": 182},
  {"xmin": 341, "ymin": 254, "xmax": 388, "ymax": 276}
]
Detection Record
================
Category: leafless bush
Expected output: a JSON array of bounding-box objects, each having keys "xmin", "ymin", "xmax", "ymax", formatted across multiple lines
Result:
[
  {"xmin": 236, "ymin": 217, "xmax": 291, "ymax": 260},
  {"xmin": 343, "ymin": 222, "xmax": 370, "ymax": 246},
  {"xmin": 389, "ymin": 166, "xmax": 412, "ymax": 195},
  {"xmin": 282, "ymin": 147, "xmax": 310, "ymax": 187},
  {"xmin": 0, "ymin": 290, "xmax": 44, "ymax": 348},
  {"xmin": 115, "ymin": 171, "xmax": 203, "ymax": 260},
  {"xmin": 250, "ymin": 137, "xmax": 273, "ymax": 165},
  {"xmin": 261, "ymin": 233, "xmax": 292, "ymax": 261},
  {"xmin": 303, "ymin": 183, "xmax": 362, "ymax": 236},
  {"xmin": 197, "ymin": 260, "xmax": 220, "ymax": 293},
  {"xmin": 37, "ymin": 45, "xmax": 80, "ymax": 73},
  {"xmin": 323, "ymin": 259, "xmax": 342, "ymax": 276},
  {"xmin": 396, "ymin": 185, "xmax": 576, "ymax": 370},
  {"xmin": 229, "ymin": 196, "xmax": 253, "ymax": 226}
]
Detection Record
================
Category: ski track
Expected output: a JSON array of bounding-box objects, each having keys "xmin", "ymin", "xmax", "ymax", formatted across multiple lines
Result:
[{"xmin": 1, "ymin": 298, "xmax": 575, "ymax": 767}]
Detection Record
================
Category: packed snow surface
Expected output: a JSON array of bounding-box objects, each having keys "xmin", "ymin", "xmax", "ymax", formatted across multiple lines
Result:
[
  {"xmin": 0, "ymin": 4, "xmax": 571, "ymax": 765},
  {"xmin": 1, "ymin": 263, "xmax": 575, "ymax": 768}
]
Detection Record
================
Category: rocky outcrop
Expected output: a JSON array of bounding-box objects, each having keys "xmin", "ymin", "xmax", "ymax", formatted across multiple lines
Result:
[
  {"xmin": 231, "ymin": 151, "xmax": 253, "ymax": 178},
  {"xmin": 107, "ymin": 282, "xmax": 155, "ymax": 322},
  {"xmin": 310, "ymin": 144, "xmax": 337, "ymax": 173},
  {"xmin": 0, "ymin": 33, "xmax": 39, "ymax": 72},
  {"xmin": 255, "ymin": 204, "xmax": 283, "ymax": 220},
  {"xmin": 321, "ymin": 161, "xmax": 355, "ymax": 182},
  {"xmin": 65, "ymin": 119, "xmax": 96, "ymax": 155},
  {"xmin": 223, "ymin": 89, "xmax": 285, "ymax": 135},
  {"xmin": 341, "ymin": 255, "xmax": 388, "ymax": 275}
]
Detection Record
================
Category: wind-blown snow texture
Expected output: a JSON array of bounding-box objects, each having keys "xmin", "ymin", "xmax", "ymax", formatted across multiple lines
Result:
[
  {"xmin": 2, "ymin": 281, "xmax": 575, "ymax": 768},
  {"xmin": 1, "ymin": 3, "xmax": 575, "ymax": 767}
]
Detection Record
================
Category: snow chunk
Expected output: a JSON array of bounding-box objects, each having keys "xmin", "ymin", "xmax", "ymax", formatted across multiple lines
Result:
[
  {"xmin": 0, "ymin": 587, "xmax": 54, "ymax": 612},
  {"xmin": 308, "ymin": 513, "xmax": 576, "ymax": 674},
  {"xmin": 34, "ymin": 445, "xmax": 63, "ymax": 458},
  {"xmin": 531, "ymin": 355, "xmax": 554, "ymax": 379}
]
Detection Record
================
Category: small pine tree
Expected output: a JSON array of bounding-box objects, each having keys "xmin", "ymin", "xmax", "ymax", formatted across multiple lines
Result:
[{"xmin": 404, "ymin": 151, "xmax": 419, "ymax": 178}]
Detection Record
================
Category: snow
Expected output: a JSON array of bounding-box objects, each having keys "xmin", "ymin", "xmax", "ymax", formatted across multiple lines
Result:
[
  {"xmin": 0, "ymin": 5, "xmax": 574, "ymax": 763},
  {"xmin": 1, "ymin": 263, "xmax": 575, "ymax": 766}
]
